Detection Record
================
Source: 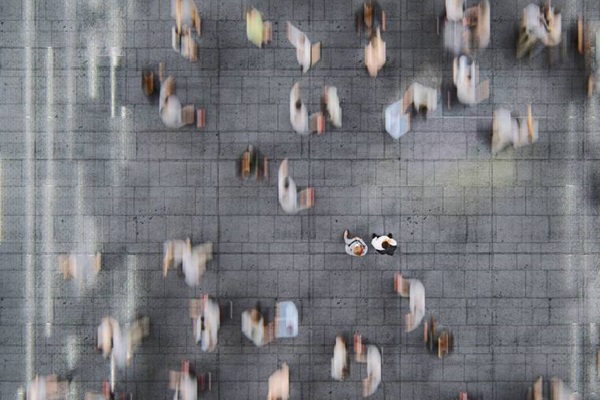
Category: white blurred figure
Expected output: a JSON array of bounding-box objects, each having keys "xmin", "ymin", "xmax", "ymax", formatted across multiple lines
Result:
[
  {"xmin": 446, "ymin": 0, "xmax": 465, "ymax": 21},
  {"xmin": 290, "ymin": 83, "xmax": 309, "ymax": 134},
  {"xmin": 179, "ymin": 372, "xmax": 198, "ymax": 400},
  {"xmin": 27, "ymin": 375, "xmax": 69, "ymax": 400},
  {"xmin": 241, "ymin": 306, "xmax": 267, "ymax": 347},
  {"xmin": 395, "ymin": 273, "xmax": 426, "ymax": 333},
  {"xmin": 491, "ymin": 105, "xmax": 538, "ymax": 155},
  {"xmin": 267, "ymin": 363, "xmax": 289, "ymax": 400},
  {"xmin": 59, "ymin": 252, "xmax": 101, "ymax": 293},
  {"xmin": 322, "ymin": 86, "xmax": 342, "ymax": 128},
  {"xmin": 163, "ymin": 239, "xmax": 213, "ymax": 287},
  {"xmin": 278, "ymin": 158, "xmax": 314, "ymax": 214},
  {"xmin": 97, "ymin": 317, "xmax": 150, "ymax": 368},
  {"xmin": 192, "ymin": 295, "xmax": 220, "ymax": 352},
  {"xmin": 331, "ymin": 336, "xmax": 348, "ymax": 381},
  {"xmin": 181, "ymin": 241, "xmax": 213, "ymax": 287},
  {"xmin": 550, "ymin": 377, "xmax": 581, "ymax": 400},
  {"xmin": 159, "ymin": 76, "xmax": 183, "ymax": 128},
  {"xmin": 518, "ymin": 2, "xmax": 561, "ymax": 58},
  {"xmin": 411, "ymin": 83, "xmax": 438, "ymax": 114},
  {"xmin": 453, "ymin": 55, "xmax": 490, "ymax": 105},
  {"xmin": 362, "ymin": 346, "xmax": 381, "ymax": 397},
  {"xmin": 287, "ymin": 22, "xmax": 320, "ymax": 73},
  {"xmin": 171, "ymin": 0, "xmax": 200, "ymax": 35},
  {"xmin": 364, "ymin": 27, "xmax": 386, "ymax": 77}
]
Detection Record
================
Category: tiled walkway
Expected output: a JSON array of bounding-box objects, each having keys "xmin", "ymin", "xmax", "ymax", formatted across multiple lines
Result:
[{"xmin": 2, "ymin": 0, "xmax": 600, "ymax": 399}]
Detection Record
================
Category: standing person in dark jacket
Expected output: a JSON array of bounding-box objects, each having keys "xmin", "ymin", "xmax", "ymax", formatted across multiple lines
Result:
[{"xmin": 371, "ymin": 233, "xmax": 397, "ymax": 255}]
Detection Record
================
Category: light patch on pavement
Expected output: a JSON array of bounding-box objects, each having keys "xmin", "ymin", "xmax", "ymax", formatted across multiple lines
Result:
[{"xmin": 44, "ymin": 47, "xmax": 55, "ymax": 338}]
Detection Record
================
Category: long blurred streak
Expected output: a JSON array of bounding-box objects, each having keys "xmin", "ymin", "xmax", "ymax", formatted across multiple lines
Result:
[
  {"xmin": 571, "ymin": 323, "xmax": 582, "ymax": 393},
  {"xmin": 44, "ymin": 47, "xmax": 55, "ymax": 338},
  {"xmin": 0, "ymin": 155, "xmax": 3, "ymax": 242},
  {"xmin": 64, "ymin": 0, "xmax": 76, "ymax": 159},
  {"xmin": 124, "ymin": 255, "xmax": 137, "ymax": 323},
  {"xmin": 23, "ymin": 0, "xmax": 36, "ymax": 384},
  {"xmin": 87, "ymin": 37, "xmax": 99, "ymax": 99},
  {"xmin": 588, "ymin": 323, "xmax": 598, "ymax": 396}
]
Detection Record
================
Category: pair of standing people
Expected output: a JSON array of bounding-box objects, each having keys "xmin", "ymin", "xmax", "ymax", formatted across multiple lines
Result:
[{"xmin": 343, "ymin": 230, "xmax": 397, "ymax": 257}]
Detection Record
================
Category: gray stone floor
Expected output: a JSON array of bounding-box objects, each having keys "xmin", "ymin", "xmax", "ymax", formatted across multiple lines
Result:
[{"xmin": 2, "ymin": 0, "xmax": 600, "ymax": 399}]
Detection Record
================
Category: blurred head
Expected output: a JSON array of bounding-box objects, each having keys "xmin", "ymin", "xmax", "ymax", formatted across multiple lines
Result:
[
  {"xmin": 381, "ymin": 241, "xmax": 389, "ymax": 249},
  {"xmin": 295, "ymin": 100, "xmax": 302, "ymax": 110},
  {"xmin": 353, "ymin": 245, "xmax": 365, "ymax": 256}
]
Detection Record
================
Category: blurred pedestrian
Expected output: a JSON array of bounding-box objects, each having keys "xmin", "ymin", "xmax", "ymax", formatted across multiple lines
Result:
[
  {"xmin": 191, "ymin": 295, "xmax": 220, "ymax": 352},
  {"xmin": 245, "ymin": 8, "xmax": 272, "ymax": 48},
  {"xmin": 26, "ymin": 375, "xmax": 69, "ymax": 400},
  {"xmin": 290, "ymin": 83, "xmax": 309, "ymax": 134},
  {"xmin": 331, "ymin": 336, "xmax": 348, "ymax": 381},
  {"xmin": 159, "ymin": 76, "xmax": 184, "ymax": 128},
  {"xmin": 343, "ymin": 230, "xmax": 368, "ymax": 257},
  {"xmin": 278, "ymin": 158, "xmax": 314, "ymax": 214},
  {"xmin": 357, "ymin": 1, "xmax": 386, "ymax": 38},
  {"xmin": 322, "ymin": 86, "xmax": 342, "ymax": 128},
  {"xmin": 395, "ymin": 273, "xmax": 426, "ymax": 332},
  {"xmin": 453, "ymin": 55, "xmax": 489, "ymax": 105},
  {"xmin": 491, "ymin": 105, "xmax": 538, "ymax": 155},
  {"xmin": 59, "ymin": 252, "xmax": 101, "ymax": 292},
  {"xmin": 362, "ymin": 345, "xmax": 382, "ymax": 397},
  {"xmin": 97, "ymin": 316, "xmax": 150, "ymax": 368},
  {"xmin": 287, "ymin": 22, "xmax": 321, "ymax": 73},
  {"xmin": 364, "ymin": 27, "xmax": 386, "ymax": 77},
  {"xmin": 163, "ymin": 239, "xmax": 212, "ymax": 287},
  {"xmin": 371, "ymin": 233, "xmax": 397, "ymax": 256},
  {"xmin": 268, "ymin": 363, "xmax": 289, "ymax": 400}
]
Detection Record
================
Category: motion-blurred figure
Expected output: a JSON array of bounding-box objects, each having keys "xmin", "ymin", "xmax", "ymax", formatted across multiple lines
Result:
[
  {"xmin": 491, "ymin": 105, "xmax": 538, "ymax": 155},
  {"xmin": 26, "ymin": 375, "xmax": 69, "ymax": 400},
  {"xmin": 371, "ymin": 233, "xmax": 397, "ymax": 256},
  {"xmin": 241, "ymin": 304, "xmax": 270, "ymax": 347},
  {"xmin": 163, "ymin": 238, "xmax": 213, "ymax": 287},
  {"xmin": 322, "ymin": 86, "xmax": 342, "ymax": 128},
  {"xmin": 578, "ymin": 16, "xmax": 600, "ymax": 96},
  {"xmin": 97, "ymin": 316, "xmax": 150, "ymax": 368},
  {"xmin": 246, "ymin": 8, "xmax": 272, "ymax": 48},
  {"xmin": 362, "ymin": 345, "xmax": 382, "ymax": 397},
  {"xmin": 190, "ymin": 295, "xmax": 220, "ymax": 352},
  {"xmin": 169, "ymin": 361, "xmax": 211, "ymax": 400},
  {"xmin": 453, "ymin": 55, "xmax": 489, "ymax": 105},
  {"xmin": 290, "ymin": 83, "xmax": 309, "ymax": 134},
  {"xmin": 445, "ymin": 0, "xmax": 465, "ymax": 22},
  {"xmin": 331, "ymin": 336, "xmax": 348, "ymax": 381},
  {"xmin": 171, "ymin": 0, "xmax": 201, "ymax": 62},
  {"xmin": 278, "ymin": 158, "xmax": 315, "ymax": 214},
  {"xmin": 424, "ymin": 316, "xmax": 454, "ymax": 358},
  {"xmin": 287, "ymin": 22, "xmax": 321, "ymax": 73},
  {"xmin": 443, "ymin": 0, "xmax": 490, "ymax": 54},
  {"xmin": 268, "ymin": 363, "xmax": 289, "ymax": 400},
  {"xmin": 356, "ymin": 1, "xmax": 386, "ymax": 38},
  {"xmin": 394, "ymin": 273, "xmax": 426, "ymax": 332},
  {"xmin": 517, "ymin": 1, "xmax": 561, "ymax": 59},
  {"xmin": 364, "ymin": 27, "xmax": 386, "ymax": 77},
  {"xmin": 59, "ymin": 252, "xmax": 101, "ymax": 292},
  {"xmin": 160, "ymin": 76, "xmax": 184, "ymax": 128},
  {"xmin": 239, "ymin": 145, "xmax": 269, "ymax": 180},
  {"xmin": 527, "ymin": 376, "xmax": 581, "ymax": 400},
  {"xmin": 343, "ymin": 230, "xmax": 368, "ymax": 257}
]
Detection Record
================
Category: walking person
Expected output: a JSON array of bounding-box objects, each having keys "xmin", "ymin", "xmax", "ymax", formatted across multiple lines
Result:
[
  {"xmin": 371, "ymin": 233, "xmax": 397, "ymax": 255},
  {"xmin": 343, "ymin": 230, "xmax": 367, "ymax": 257}
]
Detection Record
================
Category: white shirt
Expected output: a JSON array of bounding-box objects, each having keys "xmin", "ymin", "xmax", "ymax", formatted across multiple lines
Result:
[
  {"xmin": 278, "ymin": 167, "xmax": 299, "ymax": 214},
  {"xmin": 365, "ymin": 346, "xmax": 382, "ymax": 396},
  {"xmin": 325, "ymin": 86, "xmax": 342, "ymax": 128},
  {"xmin": 241, "ymin": 310, "xmax": 264, "ymax": 347},
  {"xmin": 159, "ymin": 84, "xmax": 183, "ymax": 129},
  {"xmin": 409, "ymin": 279, "xmax": 426, "ymax": 327},
  {"xmin": 331, "ymin": 337, "xmax": 347, "ymax": 381},
  {"xmin": 446, "ymin": 0, "xmax": 465, "ymax": 21}
]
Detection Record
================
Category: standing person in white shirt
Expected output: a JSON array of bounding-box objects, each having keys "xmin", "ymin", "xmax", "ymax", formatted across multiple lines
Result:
[
  {"xmin": 371, "ymin": 233, "xmax": 397, "ymax": 256},
  {"xmin": 290, "ymin": 83, "xmax": 309, "ymax": 134},
  {"xmin": 343, "ymin": 230, "xmax": 368, "ymax": 257}
]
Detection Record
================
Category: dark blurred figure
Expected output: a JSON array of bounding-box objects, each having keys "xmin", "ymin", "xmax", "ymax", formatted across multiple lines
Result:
[
  {"xmin": 424, "ymin": 316, "xmax": 454, "ymax": 359},
  {"xmin": 357, "ymin": 1, "xmax": 386, "ymax": 38},
  {"xmin": 238, "ymin": 145, "xmax": 268, "ymax": 181}
]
